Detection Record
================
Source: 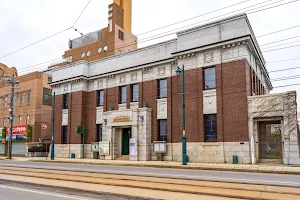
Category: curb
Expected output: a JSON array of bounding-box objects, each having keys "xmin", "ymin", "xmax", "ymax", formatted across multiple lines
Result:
[{"xmin": 30, "ymin": 159, "xmax": 300, "ymax": 175}]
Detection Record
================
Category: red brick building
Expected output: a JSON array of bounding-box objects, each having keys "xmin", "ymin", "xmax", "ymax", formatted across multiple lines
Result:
[{"xmin": 48, "ymin": 12, "xmax": 277, "ymax": 163}]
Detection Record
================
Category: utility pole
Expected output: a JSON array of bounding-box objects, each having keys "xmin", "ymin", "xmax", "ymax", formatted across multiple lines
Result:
[
  {"xmin": 50, "ymin": 92, "xmax": 55, "ymax": 160},
  {"xmin": 5, "ymin": 75, "xmax": 19, "ymax": 159}
]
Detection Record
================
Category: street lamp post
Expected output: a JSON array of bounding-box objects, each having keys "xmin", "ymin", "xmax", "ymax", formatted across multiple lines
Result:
[
  {"xmin": 176, "ymin": 65, "xmax": 187, "ymax": 165},
  {"xmin": 50, "ymin": 92, "xmax": 56, "ymax": 160}
]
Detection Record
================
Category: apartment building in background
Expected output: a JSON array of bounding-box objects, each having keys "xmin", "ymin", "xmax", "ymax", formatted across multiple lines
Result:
[{"xmin": 0, "ymin": 63, "xmax": 52, "ymax": 156}]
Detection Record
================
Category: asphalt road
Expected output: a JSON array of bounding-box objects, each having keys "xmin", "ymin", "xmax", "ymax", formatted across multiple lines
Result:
[
  {"xmin": 0, "ymin": 160, "xmax": 299, "ymax": 187},
  {"xmin": 0, "ymin": 180, "xmax": 133, "ymax": 200}
]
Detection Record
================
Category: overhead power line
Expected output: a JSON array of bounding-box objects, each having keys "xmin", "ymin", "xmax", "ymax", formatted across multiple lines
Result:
[
  {"xmin": 0, "ymin": 0, "xmax": 93, "ymax": 61},
  {"xmin": 267, "ymin": 57, "xmax": 300, "ymax": 63},
  {"xmin": 0, "ymin": 28, "xmax": 72, "ymax": 60},
  {"xmin": 0, "ymin": 0, "xmax": 283, "ymax": 61},
  {"xmin": 72, "ymin": 0, "xmax": 92, "ymax": 27},
  {"xmin": 263, "ymin": 44, "xmax": 300, "ymax": 52},
  {"xmin": 257, "ymin": 24, "xmax": 300, "ymax": 38},
  {"xmin": 3, "ymin": 0, "xmax": 300, "ymax": 74},
  {"xmin": 260, "ymin": 35, "xmax": 300, "ymax": 46}
]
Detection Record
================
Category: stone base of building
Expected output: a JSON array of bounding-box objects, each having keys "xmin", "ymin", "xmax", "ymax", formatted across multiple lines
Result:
[
  {"xmin": 151, "ymin": 142, "xmax": 251, "ymax": 164},
  {"xmin": 51, "ymin": 142, "xmax": 253, "ymax": 164},
  {"xmin": 50, "ymin": 144, "xmax": 95, "ymax": 159}
]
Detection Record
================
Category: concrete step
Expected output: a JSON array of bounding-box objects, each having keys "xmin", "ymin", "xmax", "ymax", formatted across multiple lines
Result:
[{"xmin": 115, "ymin": 155, "xmax": 129, "ymax": 160}]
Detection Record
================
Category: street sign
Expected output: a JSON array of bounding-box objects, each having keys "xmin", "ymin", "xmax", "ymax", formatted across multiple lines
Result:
[{"xmin": 42, "ymin": 124, "xmax": 47, "ymax": 130}]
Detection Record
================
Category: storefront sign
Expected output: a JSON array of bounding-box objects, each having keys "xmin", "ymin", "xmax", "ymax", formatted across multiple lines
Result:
[
  {"xmin": 112, "ymin": 117, "xmax": 130, "ymax": 122},
  {"xmin": 6, "ymin": 126, "xmax": 27, "ymax": 134},
  {"xmin": 91, "ymin": 142, "xmax": 99, "ymax": 152},
  {"xmin": 99, "ymin": 141, "xmax": 110, "ymax": 155},
  {"xmin": 5, "ymin": 126, "xmax": 27, "ymax": 141},
  {"xmin": 129, "ymin": 138, "xmax": 137, "ymax": 156}
]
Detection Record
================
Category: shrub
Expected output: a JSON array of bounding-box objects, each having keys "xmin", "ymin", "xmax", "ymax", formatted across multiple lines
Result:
[{"xmin": 28, "ymin": 145, "xmax": 46, "ymax": 152}]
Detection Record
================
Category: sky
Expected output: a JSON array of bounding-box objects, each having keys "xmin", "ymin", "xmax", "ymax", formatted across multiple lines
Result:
[{"xmin": 0, "ymin": 0, "xmax": 300, "ymax": 119}]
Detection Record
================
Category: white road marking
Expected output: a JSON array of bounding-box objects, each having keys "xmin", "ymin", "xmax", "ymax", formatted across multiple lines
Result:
[{"xmin": 0, "ymin": 185, "xmax": 100, "ymax": 200}]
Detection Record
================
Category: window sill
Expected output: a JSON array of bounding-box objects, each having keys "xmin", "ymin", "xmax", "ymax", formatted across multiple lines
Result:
[
  {"xmin": 202, "ymin": 142, "xmax": 218, "ymax": 146},
  {"xmin": 203, "ymin": 88, "xmax": 216, "ymax": 91}
]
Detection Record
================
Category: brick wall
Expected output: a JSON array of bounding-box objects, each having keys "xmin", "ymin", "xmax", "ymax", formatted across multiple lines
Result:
[
  {"xmin": 143, "ymin": 80, "xmax": 158, "ymax": 141},
  {"xmin": 85, "ymin": 91, "xmax": 97, "ymax": 143},
  {"xmin": 53, "ymin": 59, "xmax": 258, "ymax": 145},
  {"xmin": 216, "ymin": 60, "xmax": 251, "ymax": 142},
  {"xmin": 170, "ymin": 67, "xmax": 204, "ymax": 143},
  {"xmin": 106, "ymin": 87, "xmax": 119, "ymax": 111},
  {"xmin": 54, "ymin": 95, "xmax": 62, "ymax": 143}
]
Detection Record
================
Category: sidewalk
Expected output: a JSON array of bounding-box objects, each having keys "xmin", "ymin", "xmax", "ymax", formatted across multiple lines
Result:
[{"xmin": 4, "ymin": 157, "xmax": 298, "ymax": 175}]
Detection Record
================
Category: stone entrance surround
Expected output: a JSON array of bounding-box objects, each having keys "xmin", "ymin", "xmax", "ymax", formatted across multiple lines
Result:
[
  {"xmin": 102, "ymin": 108, "xmax": 152, "ymax": 161},
  {"xmin": 248, "ymin": 91, "xmax": 300, "ymax": 165}
]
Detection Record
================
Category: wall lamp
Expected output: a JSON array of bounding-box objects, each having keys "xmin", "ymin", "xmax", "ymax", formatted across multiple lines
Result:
[{"xmin": 139, "ymin": 116, "xmax": 144, "ymax": 122}]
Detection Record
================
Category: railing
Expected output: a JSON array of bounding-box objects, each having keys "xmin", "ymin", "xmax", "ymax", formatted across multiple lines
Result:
[{"xmin": 70, "ymin": 30, "xmax": 102, "ymax": 49}]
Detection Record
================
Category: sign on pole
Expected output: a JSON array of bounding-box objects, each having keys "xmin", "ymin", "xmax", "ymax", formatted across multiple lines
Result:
[{"xmin": 42, "ymin": 124, "xmax": 47, "ymax": 130}]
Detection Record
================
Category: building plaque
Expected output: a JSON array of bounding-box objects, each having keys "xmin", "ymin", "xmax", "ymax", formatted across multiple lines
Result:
[
  {"xmin": 112, "ymin": 117, "xmax": 130, "ymax": 122},
  {"xmin": 99, "ymin": 141, "xmax": 110, "ymax": 155}
]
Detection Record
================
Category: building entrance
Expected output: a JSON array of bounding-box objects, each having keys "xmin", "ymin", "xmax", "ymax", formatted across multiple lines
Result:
[
  {"xmin": 259, "ymin": 121, "xmax": 282, "ymax": 162},
  {"xmin": 122, "ymin": 128, "xmax": 131, "ymax": 155}
]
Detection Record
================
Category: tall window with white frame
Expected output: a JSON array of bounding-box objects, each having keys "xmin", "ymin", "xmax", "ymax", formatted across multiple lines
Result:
[
  {"xmin": 131, "ymin": 84, "xmax": 139, "ymax": 102},
  {"xmin": 204, "ymin": 114, "xmax": 217, "ymax": 142},
  {"xmin": 96, "ymin": 124, "xmax": 103, "ymax": 142},
  {"xmin": 203, "ymin": 67, "xmax": 216, "ymax": 90},
  {"xmin": 63, "ymin": 94, "xmax": 68, "ymax": 109},
  {"xmin": 62, "ymin": 126, "xmax": 68, "ymax": 144},
  {"xmin": 158, "ymin": 79, "xmax": 167, "ymax": 98},
  {"xmin": 3, "ymin": 118, "xmax": 6, "ymax": 127},
  {"xmin": 119, "ymin": 86, "xmax": 127, "ymax": 104},
  {"xmin": 159, "ymin": 119, "xmax": 167, "ymax": 142},
  {"xmin": 97, "ymin": 90, "xmax": 104, "ymax": 107}
]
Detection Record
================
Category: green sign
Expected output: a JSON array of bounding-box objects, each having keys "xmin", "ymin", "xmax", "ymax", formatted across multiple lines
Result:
[
  {"xmin": 0, "ymin": 128, "xmax": 6, "ymax": 140},
  {"xmin": 75, "ymin": 126, "xmax": 85, "ymax": 135}
]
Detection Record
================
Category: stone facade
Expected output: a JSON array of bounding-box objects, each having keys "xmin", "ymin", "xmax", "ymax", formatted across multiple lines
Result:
[
  {"xmin": 248, "ymin": 91, "xmax": 300, "ymax": 164},
  {"xmin": 151, "ymin": 142, "xmax": 250, "ymax": 164}
]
